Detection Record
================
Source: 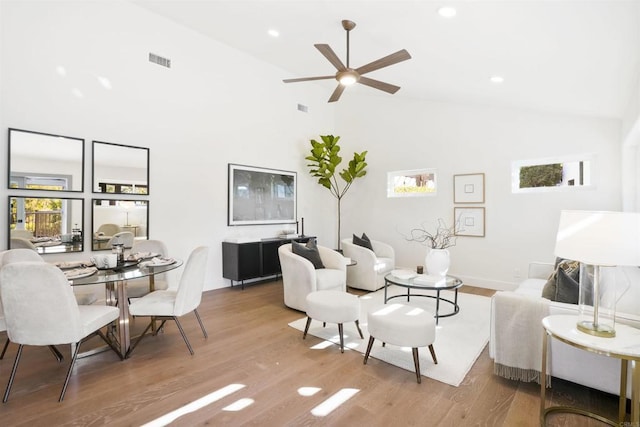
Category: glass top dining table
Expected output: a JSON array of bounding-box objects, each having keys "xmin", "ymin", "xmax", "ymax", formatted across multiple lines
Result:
[{"xmin": 68, "ymin": 260, "xmax": 183, "ymax": 358}]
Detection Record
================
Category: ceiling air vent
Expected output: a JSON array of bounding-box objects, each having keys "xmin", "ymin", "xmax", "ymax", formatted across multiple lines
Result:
[
  {"xmin": 149, "ymin": 53, "xmax": 171, "ymax": 68},
  {"xmin": 297, "ymin": 103, "xmax": 308, "ymax": 113}
]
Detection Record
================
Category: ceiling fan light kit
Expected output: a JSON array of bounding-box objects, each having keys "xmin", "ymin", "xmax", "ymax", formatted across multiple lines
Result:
[
  {"xmin": 337, "ymin": 69, "xmax": 359, "ymax": 86},
  {"xmin": 283, "ymin": 19, "xmax": 411, "ymax": 102}
]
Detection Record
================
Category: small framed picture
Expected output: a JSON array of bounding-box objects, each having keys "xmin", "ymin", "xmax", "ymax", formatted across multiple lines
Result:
[
  {"xmin": 454, "ymin": 207, "xmax": 485, "ymax": 237},
  {"xmin": 454, "ymin": 173, "xmax": 485, "ymax": 204}
]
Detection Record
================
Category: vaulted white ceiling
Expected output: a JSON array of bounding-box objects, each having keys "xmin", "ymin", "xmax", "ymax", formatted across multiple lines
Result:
[{"xmin": 131, "ymin": 0, "xmax": 640, "ymax": 119}]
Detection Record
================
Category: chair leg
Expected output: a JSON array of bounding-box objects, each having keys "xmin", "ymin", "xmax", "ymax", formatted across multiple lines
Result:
[
  {"xmin": 412, "ymin": 348, "xmax": 421, "ymax": 384},
  {"xmin": 428, "ymin": 344, "xmax": 438, "ymax": 364},
  {"xmin": 173, "ymin": 317, "xmax": 194, "ymax": 355},
  {"xmin": 338, "ymin": 323, "xmax": 344, "ymax": 353},
  {"xmin": 125, "ymin": 321, "xmax": 154, "ymax": 358},
  {"xmin": 3, "ymin": 344, "xmax": 24, "ymax": 403},
  {"xmin": 363, "ymin": 336, "xmax": 375, "ymax": 364},
  {"xmin": 153, "ymin": 320, "xmax": 168, "ymax": 336},
  {"xmin": 0, "ymin": 338, "xmax": 9, "ymax": 359},
  {"xmin": 48, "ymin": 345, "xmax": 64, "ymax": 362},
  {"xmin": 59, "ymin": 341, "xmax": 83, "ymax": 402},
  {"xmin": 303, "ymin": 317, "xmax": 312, "ymax": 339},
  {"xmin": 354, "ymin": 320, "xmax": 364, "ymax": 339},
  {"xmin": 193, "ymin": 309, "xmax": 208, "ymax": 339}
]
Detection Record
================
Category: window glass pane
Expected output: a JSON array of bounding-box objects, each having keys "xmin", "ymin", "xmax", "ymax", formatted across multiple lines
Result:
[
  {"xmin": 387, "ymin": 169, "xmax": 437, "ymax": 197},
  {"xmin": 512, "ymin": 156, "xmax": 592, "ymax": 192}
]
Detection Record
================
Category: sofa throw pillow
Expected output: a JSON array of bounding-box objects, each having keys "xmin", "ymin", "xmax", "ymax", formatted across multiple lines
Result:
[
  {"xmin": 353, "ymin": 233, "xmax": 373, "ymax": 251},
  {"xmin": 292, "ymin": 240, "xmax": 325, "ymax": 269},
  {"xmin": 541, "ymin": 259, "xmax": 580, "ymax": 304},
  {"xmin": 554, "ymin": 265, "xmax": 580, "ymax": 304},
  {"xmin": 541, "ymin": 276, "xmax": 557, "ymax": 300}
]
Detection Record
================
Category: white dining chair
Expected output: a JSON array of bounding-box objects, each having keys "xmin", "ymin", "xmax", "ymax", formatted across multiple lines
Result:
[
  {"xmin": 0, "ymin": 262, "xmax": 120, "ymax": 402},
  {"xmin": 9, "ymin": 237, "xmax": 37, "ymax": 251},
  {"xmin": 1, "ymin": 248, "xmax": 98, "ymax": 306},
  {"xmin": 127, "ymin": 246, "xmax": 209, "ymax": 356},
  {"xmin": 0, "ymin": 249, "xmax": 65, "ymax": 362},
  {"xmin": 125, "ymin": 240, "xmax": 171, "ymax": 299}
]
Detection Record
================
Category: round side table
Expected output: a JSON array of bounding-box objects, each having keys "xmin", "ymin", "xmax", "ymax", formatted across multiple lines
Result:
[{"xmin": 540, "ymin": 315, "xmax": 640, "ymax": 426}]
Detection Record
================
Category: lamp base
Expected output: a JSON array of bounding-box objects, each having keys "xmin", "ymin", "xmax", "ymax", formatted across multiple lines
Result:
[{"xmin": 577, "ymin": 320, "xmax": 615, "ymax": 338}]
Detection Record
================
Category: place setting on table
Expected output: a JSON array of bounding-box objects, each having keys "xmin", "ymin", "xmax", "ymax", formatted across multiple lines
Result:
[{"xmin": 52, "ymin": 251, "xmax": 176, "ymax": 280}]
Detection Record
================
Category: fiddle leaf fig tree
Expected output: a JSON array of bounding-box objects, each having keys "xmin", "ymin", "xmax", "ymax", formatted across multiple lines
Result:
[{"xmin": 306, "ymin": 135, "xmax": 368, "ymax": 249}]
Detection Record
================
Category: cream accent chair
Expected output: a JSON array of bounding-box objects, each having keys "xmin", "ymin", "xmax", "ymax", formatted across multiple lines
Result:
[
  {"xmin": 341, "ymin": 238, "xmax": 395, "ymax": 291},
  {"xmin": 125, "ymin": 240, "xmax": 170, "ymax": 299},
  {"xmin": 96, "ymin": 223, "xmax": 121, "ymax": 238},
  {"xmin": 278, "ymin": 243, "xmax": 347, "ymax": 312},
  {"xmin": 127, "ymin": 246, "xmax": 209, "ymax": 356},
  {"xmin": 0, "ymin": 262, "xmax": 120, "ymax": 402}
]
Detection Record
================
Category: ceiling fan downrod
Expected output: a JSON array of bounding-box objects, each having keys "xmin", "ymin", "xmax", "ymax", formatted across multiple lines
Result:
[{"xmin": 342, "ymin": 20, "xmax": 356, "ymax": 68}]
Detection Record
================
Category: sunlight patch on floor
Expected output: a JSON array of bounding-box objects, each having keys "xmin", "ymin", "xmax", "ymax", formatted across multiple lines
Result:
[
  {"xmin": 298, "ymin": 387, "xmax": 321, "ymax": 396},
  {"xmin": 310, "ymin": 388, "xmax": 359, "ymax": 417},
  {"xmin": 141, "ymin": 383, "xmax": 246, "ymax": 426},
  {"xmin": 223, "ymin": 398, "xmax": 254, "ymax": 411}
]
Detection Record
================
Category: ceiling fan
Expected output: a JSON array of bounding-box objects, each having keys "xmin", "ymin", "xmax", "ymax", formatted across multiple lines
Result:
[{"xmin": 283, "ymin": 19, "xmax": 411, "ymax": 103}]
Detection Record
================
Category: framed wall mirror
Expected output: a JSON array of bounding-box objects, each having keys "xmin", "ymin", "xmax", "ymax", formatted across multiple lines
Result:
[
  {"xmin": 8, "ymin": 128, "xmax": 84, "ymax": 192},
  {"xmin": 92, "ymin": 141, "xmax": 149, "ymax": 195},
  {"xmin": 92, "ymin": 199, "xmax": 148, "ymax": 251},
  {"xmin": 9, "ymin": 196, "xmax": 84, "ymax": 254}
]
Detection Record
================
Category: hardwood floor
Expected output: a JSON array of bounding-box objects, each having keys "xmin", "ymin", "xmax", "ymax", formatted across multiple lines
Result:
[{"xmin": 0, "ymin": 281, "xmax": 620, "ymax": 426}]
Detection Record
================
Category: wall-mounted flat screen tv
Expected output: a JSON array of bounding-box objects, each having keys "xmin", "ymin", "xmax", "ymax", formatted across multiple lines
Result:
[{"xmin": 228, "ymin": 164, "xmax": 297, "ymax": 226}]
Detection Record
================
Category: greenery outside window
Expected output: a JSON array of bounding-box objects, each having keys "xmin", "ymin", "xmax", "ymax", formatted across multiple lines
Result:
[{"xmin": 512, "ymin": 155, "xmax": 594, "ymax": 193}]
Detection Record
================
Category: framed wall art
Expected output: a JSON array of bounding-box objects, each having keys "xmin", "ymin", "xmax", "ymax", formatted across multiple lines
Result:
[
  {"xmin": 454, "ymin": 173, "xmax": 485, "ymax": 203},
  {"xmin": 454, "ymin": 207, "xmax": 485, "ymax": 237},
  {"xmin": 228, "ymin": 164, "xmax": 297, "ymax": 226}
]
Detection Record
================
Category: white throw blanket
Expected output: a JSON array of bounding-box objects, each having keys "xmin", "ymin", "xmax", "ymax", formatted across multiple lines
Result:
[{"xmin": 491, "ymin": 291, "xmax": 551, "ymax": 384}]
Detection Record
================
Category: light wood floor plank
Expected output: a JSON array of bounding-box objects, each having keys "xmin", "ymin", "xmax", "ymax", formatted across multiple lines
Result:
[{"xmin": 0, "ymin": 281, "xmax": 621, "ymax": 426}]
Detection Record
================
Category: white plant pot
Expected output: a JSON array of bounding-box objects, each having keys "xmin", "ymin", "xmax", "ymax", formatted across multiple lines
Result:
[{"xmin": 425, "ymin": 248, "xmax": 450, "ymax": 277}]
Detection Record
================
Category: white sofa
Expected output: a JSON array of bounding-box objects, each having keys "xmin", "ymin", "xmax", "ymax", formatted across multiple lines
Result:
[
  {"xmin": 490, "ymin": 262, "xmax": 640, "ymax": 396},
  {"xmin": 278, "ymin": 243, "xmax": 347, "ymax": 312},
  {"xmin": 341, "ymin": 238, "xmax": 395, "ymax": 291}
]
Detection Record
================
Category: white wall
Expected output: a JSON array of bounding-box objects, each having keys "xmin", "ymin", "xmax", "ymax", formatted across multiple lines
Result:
[
  {"xmin": 621, "ymin": 69, "xmax": 640, "ymax": 213},
  {"xmin": 334, "ymin": 94, "xmax": 622, "ymax": 290},
  {"xmin": 0, "ymin": 0, "xmax": 628, "ymax": 292},
  {"xmin": 0, "ymin": 0, "xmax": 336, "ymax": 290}
]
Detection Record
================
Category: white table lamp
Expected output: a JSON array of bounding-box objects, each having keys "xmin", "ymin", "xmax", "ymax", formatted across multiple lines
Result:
[{"xmin": 554, "ymin": 210, "xmax": 640, "ymax": 337}]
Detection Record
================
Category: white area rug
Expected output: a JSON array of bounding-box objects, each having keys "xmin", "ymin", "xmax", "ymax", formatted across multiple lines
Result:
[{"xmin": 288, "ymin": 286, "xmax": 491, "ymax": 387}]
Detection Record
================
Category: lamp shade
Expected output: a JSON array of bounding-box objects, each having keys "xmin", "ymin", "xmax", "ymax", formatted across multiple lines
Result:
[{"xmin": 555, "ymin": 210, "xmax": 640, "ymax": 266}]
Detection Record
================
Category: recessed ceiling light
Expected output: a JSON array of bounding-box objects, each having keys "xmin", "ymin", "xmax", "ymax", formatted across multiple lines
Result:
[
  {"xmin": 268, "ymin": 29, "xmax": 279, "ymax": 37},
  {"xmin": 490, "ymin": 75, "xmax": 504, "ymax": 84},
  {"xmin": 437, "ymin": 6, "xmax": 457, "ymax": 18}
]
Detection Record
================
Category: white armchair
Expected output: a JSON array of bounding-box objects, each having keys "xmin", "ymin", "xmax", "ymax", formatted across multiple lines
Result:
[
  {"xmin": 278, "ymin": 243, "xmax": 346, "ymax": 311},
  {"xmin": 341, "ymin": 238, "xmax": 395, "ymax": 291}
]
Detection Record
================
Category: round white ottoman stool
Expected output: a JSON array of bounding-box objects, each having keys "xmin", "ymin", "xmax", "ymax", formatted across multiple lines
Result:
[
  {"xmin": 364, "ymin": 303, "xmax": 437, "ymax": 383},
  {"xmin": 304, "ymin": 290, "xmax": 364, "ymax": 353}
]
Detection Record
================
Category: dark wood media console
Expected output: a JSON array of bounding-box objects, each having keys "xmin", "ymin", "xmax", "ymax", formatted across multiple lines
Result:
[{"xmin": 222, "ymin": 236, "xmax": 315, "ymax": 289}]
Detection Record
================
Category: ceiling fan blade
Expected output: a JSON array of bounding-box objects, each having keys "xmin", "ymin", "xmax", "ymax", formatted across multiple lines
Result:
[
  {"xmin": 355, "ymin": 49, "xmax": 411, "ymax": 75},
  {"xmin": 315, "ymin": 44, "xmax": 346, "ymax": 71},
  {"xmin": 328, "ymin": 84, "xmax": 346, "ymax": 103},
  {"xmin": 358, "ymin": 76, "xmax": 401, "ymax": 94},
  {"xmin": 283, "ymin": 75, "xmax": 335, "ymax": 83}
]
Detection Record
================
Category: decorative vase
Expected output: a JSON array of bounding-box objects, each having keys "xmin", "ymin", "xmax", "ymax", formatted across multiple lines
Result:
[{"xmin": 425, "ymin": 248, "xmax": 450, "ymax": 277}]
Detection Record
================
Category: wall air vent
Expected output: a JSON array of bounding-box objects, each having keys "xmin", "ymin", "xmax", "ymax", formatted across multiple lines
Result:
[
  {"xmin": 297, "ymin": 103, "xmax": 308, "ymax": 113},
  {"xmin": 149, "ymin": 53, "xmax": 171, "ymax": 68}
]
